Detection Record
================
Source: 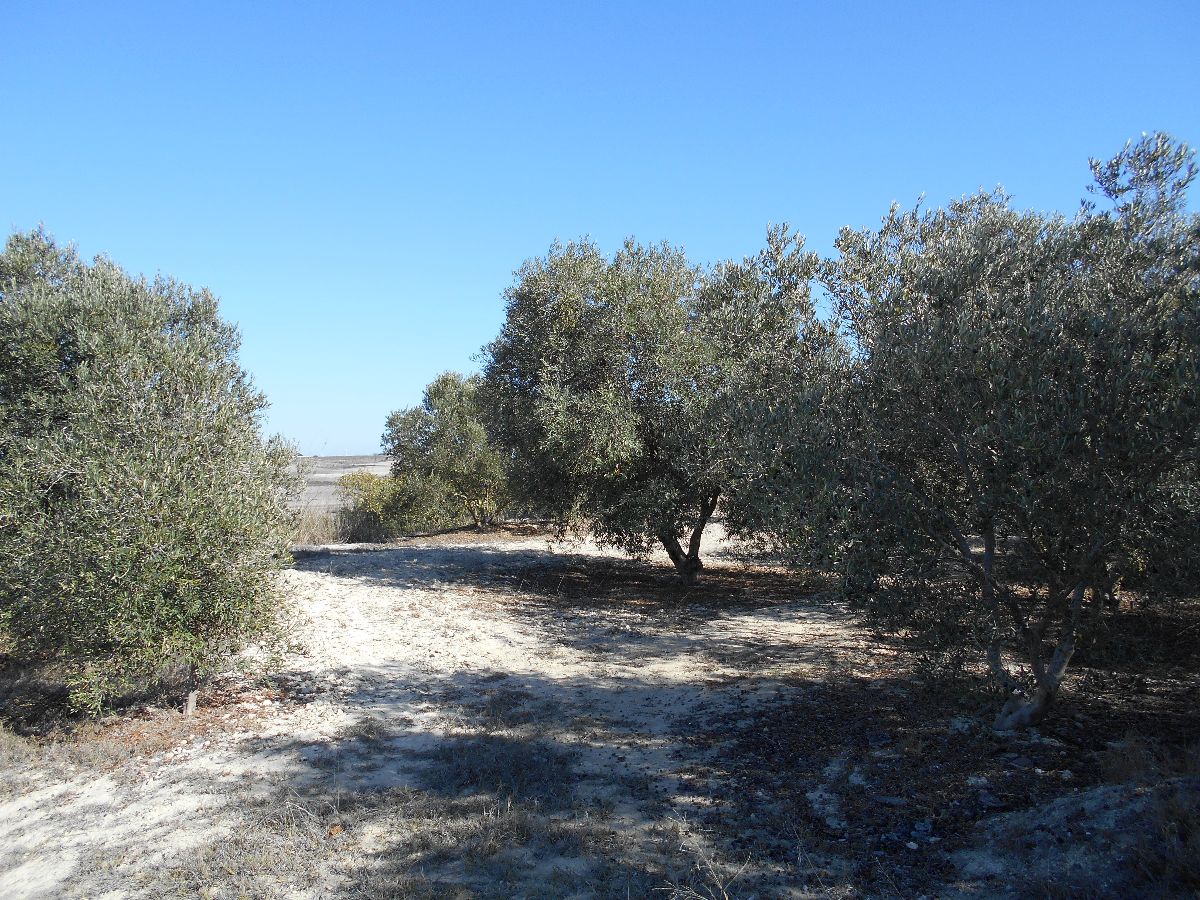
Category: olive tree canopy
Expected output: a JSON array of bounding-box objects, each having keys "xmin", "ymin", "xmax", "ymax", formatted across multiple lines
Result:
[
  {"xmin": 800, "ymin": 134, "xmax": 1200, "ymax": 728},
  {"xmin": 481, "ymin": 231, "xmax": 825, "ymax": 583},
  {"xmin": 382, "ymin": 371, "xmax": 509, "ymax": 528},
  {"xmin": 0, "ymin": 229, "xmax": 299, "ymax": 711}
]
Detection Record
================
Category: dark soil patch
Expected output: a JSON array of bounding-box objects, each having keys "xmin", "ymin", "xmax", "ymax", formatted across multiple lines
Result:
[
  {"xmin": 673, "ymin": 655, "xmax": 1199, "ymax": 896},
  {"xmin": 487, "ymin": 553, "xmax": 813, "ymax": 611},
  {"xmin": 464, "ymin": 552, "xmax": 1200, "ymax": 896}
]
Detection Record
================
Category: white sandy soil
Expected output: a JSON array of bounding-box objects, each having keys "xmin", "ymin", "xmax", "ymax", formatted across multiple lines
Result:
[{"xmin": 0, "ymin": 531, "xmax": 1172, "ymax": 898}]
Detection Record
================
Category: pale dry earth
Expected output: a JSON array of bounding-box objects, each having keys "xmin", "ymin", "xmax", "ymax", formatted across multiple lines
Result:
[{"xmin": 0, "ymin": 530, "xmax": 1186, "ymax": 898}]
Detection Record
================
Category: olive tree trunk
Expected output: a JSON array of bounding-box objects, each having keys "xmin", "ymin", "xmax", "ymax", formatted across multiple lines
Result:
[
  {"xmin": 986, "ymin": 572, "xmax": 1094, "ymax": 731},
  {"xmin": 659, "ymin": 491, "xmax": 720, "ymax": 585},
  {"xmin": 946, "ymin": 520, "xmax": 1102, "ymax": 731}
]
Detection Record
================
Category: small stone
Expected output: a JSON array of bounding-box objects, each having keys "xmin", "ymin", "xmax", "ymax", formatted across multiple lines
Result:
[{"xmin": 905, "ymin": 841, "xmax": 919, "ymax": 850}]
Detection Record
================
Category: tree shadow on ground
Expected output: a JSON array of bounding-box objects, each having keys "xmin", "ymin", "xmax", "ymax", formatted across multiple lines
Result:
[
  {"xmin": 239, "ymin": 666, "xmax": 782, "ymax": 897},
  {"xmin": 291, "ymin": 542, "xmax": 578, "ymax": 587},
  {"xmin": 271, "ymin": 540, "xmax": 1200, "ymax": 897},
  {"xmin": 22, "ymin": 539, "xmax": 1196, "ymax": 898},
  {"xmin": 487, "ymin": 552, "xmax": 815, "ymax": 609},
  {"xmin": 211, "ymin": 657, "xmax": 1197, "ymax": 897},
  {"xmin": 294, "ymin": 543, "xmax": 844, "ymax": 673},
  {"xmin": 290, "ymin": 539, "xmax": 818, "ymax": 608}
]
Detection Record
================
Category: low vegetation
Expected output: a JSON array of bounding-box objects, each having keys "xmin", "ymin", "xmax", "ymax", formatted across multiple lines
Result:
[
  {"xmin": 335, "ymin": 471, "xmax": 421, "ymax": 543},
  {"xmin": 331, "ymin": 373, "xmax": 513, "ymax": 542},
  {"xmin": 382, "ymin": 372, "xmax": 510, "ymax": 530}
]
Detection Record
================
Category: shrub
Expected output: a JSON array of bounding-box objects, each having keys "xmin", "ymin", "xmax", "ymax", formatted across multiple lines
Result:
[
  {"xmin": 0, "ymin": 229, "xmax": 299, "ymax": 713},
  {"xmin": 382, "ymin": 372, "xmax": 510, "ymax": 529},
  {"xmin": 336, "ymin": 471, "xmax": 461, "ymax": 542},
  {"xmin": 338, "ymin": 472, "xmax": 404, "ymax": 541}
]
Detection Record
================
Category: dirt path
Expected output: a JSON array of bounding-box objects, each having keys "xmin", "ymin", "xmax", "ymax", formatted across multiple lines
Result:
[
  {"xmin": 0, "ymin": 535, "xmax": 847, "ymax": 897},
  {"xmin": 2, "ymin": 533, "xmax": 1191, "ymax": 898}
]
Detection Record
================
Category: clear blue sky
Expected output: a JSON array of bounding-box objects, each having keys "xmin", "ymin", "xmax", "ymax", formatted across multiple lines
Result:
[{"xmin": 4, "ymin": 1, "xmax": 1197, "ymax": 454}]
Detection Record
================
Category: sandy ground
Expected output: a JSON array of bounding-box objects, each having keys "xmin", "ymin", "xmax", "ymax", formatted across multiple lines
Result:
[{"xmin": 1, "ymin": 532, "xmax": 1192, "ymax": 898}]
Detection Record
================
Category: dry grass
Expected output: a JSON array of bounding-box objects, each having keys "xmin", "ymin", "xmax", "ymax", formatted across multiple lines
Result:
[
  {"xmin": 659, "ymin": 831, "xmax": 752, "ymax": 900},
  {"xmin": 0, "ymin": 704, "xmax": 194, "ymax": 792},
  {"xmin": 1093, "ymin": 735, "xmax": 1200, "ymax": 893},
  {"xmin": 153, "ymin": 789, "xmax": 332, "ymax": 899},
  {"xmin": 1098, "ymin": 734, "xmax": 1200, "ymax": 784},
  {"xmin": 0, "ymin": 723, "xmax": 36, "ymax": 793},
  {"xmin": 156, "ymin": 780, "xmax": 627, "ymax": 899},
  {"xmin": 1133, "ymin": 780, "xmax": 1200, "ymax": 893},
  {"xmin": 144, "ymin": 709, "xmax": 768, "ymax": 900},
  {"xmin": 292, "ymin": 507, "xmax": 347, "ymax": 545},
  {"xmin": 419, "ymin": 733, "xmax": 577, "ymax": 810},
  {"xmin": 0, "ymin": 668, "xmax": 300, "ymax": 802}
]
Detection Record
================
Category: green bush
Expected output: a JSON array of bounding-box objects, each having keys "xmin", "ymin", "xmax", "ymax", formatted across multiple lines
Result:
[
  {"xmin": 337, "ymin": 471, "xmax": 406, "ymax": 541},
  {"xmin": 0, "ymin": 229, "xmax": 299, "ymax": 713},
  {"xmin": 336, "ymin": 470, "xmax": 460, "ymax": 542},
  {"xmin": 383, "ymin": 372, "xmax": 511, "ymax": 529}
]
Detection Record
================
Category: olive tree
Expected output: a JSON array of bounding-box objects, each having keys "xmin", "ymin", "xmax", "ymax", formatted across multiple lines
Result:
[
  {"xmin": 382, "ymin": 371, "xmax": 509, "ymax": 528},
  {"xmin": 0, "ymin": 229, "xmax": 299, "ymax": 712},
  {"xmin": 481, "ymin": 231, "xmax": 823, "ymax": 583},
  {"xmin": 805, "ymin": 134, "xmax": 1200, "ymax": 728}
]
